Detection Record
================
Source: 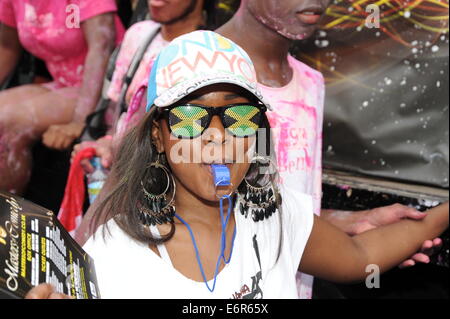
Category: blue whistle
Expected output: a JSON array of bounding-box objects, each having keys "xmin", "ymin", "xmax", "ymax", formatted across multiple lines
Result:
[{"xmin": 211, "ymin": 164, "xmax": 231, "ymax": 187}]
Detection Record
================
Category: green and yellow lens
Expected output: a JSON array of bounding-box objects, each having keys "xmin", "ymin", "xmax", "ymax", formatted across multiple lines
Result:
[
  {"xmin": 166, "ymin": 104, "xmax": 263, "ymax": 139},
  {"xmin": 169, "ymin": 106, "xmax": 209, "ymax": 139},
  {"xmin": 224, "ymin": 105, "xmax": 261, "ymax": 137}
]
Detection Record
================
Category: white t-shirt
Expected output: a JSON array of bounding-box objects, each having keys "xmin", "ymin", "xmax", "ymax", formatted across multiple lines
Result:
[{"xmin": 83, "ymin": 188, "xmax": 314, "ymax": 299}]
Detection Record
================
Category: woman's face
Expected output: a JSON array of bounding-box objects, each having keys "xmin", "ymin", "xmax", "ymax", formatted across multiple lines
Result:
[
  {"xmin": 246, "ymin": 0, "xmax": 331, "ymax": 40},
  {"xmin": 152, "ymin": 85, "xmax": 259, "ymax": 202}
]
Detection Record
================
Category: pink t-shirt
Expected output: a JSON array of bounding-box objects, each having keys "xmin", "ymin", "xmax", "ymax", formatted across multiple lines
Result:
[
  {"xmin": 261, "ymin": 55, "xmax": 325, "ymax": 299},
  {"xmin": 0, "ymin": 0, "xmax": 125, "ymax": 88}
]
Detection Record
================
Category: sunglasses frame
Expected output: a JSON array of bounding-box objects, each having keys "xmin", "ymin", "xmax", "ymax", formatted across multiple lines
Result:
[{"xmin": 157, "ymin": 102, "xmax": 268, "ymax": 139}]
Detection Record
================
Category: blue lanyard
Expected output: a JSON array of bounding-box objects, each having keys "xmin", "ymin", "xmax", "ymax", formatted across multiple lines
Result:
[{"xmin": 175, "ymin": 195, "xmax": 237, "ymax": 292}]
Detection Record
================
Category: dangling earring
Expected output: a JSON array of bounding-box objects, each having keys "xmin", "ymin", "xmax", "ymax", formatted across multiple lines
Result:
[
  {"xmin": 138, "ymin": 153, "xmax": 176, "ymax": 226},
  {"xmin": 238, "ymin": 156, "xmax": 279, "ymax": 222}
]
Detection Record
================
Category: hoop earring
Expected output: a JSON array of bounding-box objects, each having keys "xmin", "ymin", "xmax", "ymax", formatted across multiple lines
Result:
[
  {"xmin": 238, "ymin": 156, "xmax": 278, "ymax": 222},
  {"xmin": 138, "ymin": 154, "xmax": 176, "ymax": 226}
]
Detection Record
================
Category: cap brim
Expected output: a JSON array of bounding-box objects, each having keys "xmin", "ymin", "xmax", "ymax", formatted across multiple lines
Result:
[{"xmin": 153, "ymin": 73, "xmax": 272, "ymax": 110}]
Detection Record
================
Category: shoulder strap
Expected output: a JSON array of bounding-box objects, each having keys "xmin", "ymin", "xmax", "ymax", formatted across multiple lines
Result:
[{"xmin": 117, "ymin": 25, "xmax": 161, "ymax": 114}]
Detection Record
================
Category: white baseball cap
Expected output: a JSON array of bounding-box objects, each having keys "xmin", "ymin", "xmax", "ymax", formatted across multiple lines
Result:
[{"xmin": 146, "ymin": 30, "xmax": 271, "ymax": 111}]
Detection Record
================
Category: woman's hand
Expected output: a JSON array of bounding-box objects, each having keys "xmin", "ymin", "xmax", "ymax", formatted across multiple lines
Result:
[
  {"xmin": 351, "ymin": 204, "xmax": 428, "ymax": 234},
  {"xmin": 398, "ymin": 238, "xmax": 443, "ymax": 268},
  {"xmin": 71, "ymin": 135, "xmax": 114, "ymax": 173},
  {"xmin": 25, "ymin": 284, "xmax": 73, "ymax": 299},
  {"xmin": 42, "ymin": 122, "xmax": 85, "ymax": 150}
]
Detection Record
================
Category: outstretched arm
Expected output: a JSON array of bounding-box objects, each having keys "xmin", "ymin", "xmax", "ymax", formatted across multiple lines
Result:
[
  {"xmin": 322, "ymin": 204, "xmax": 443, "ymax": 267},
  {"xmin": 300, "ymin": 202, "xmax": 449, "ymax": 283}
]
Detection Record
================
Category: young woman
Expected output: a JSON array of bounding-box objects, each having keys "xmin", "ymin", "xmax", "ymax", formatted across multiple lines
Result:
[
  {"xmin": 26, "ymin": 31, "xmax": 449, "ymax": 299},
  {"xmin": 0, "ymin": 0, "xmax": 124, "ymax": 194}
]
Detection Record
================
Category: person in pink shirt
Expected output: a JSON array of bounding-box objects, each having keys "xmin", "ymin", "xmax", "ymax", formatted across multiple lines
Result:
[
  {"xmin": 217, "ymin": 0, "xmax": 443, "ymax": 298},
  {"xmin": 0, "ymin": 0, "xmax": 124, "ymax": 194}
]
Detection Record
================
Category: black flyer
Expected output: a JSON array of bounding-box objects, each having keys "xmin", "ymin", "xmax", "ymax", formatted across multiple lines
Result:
[{"xmin": 0, "ymin": 191, "xmax": 100, "ymax": 299}]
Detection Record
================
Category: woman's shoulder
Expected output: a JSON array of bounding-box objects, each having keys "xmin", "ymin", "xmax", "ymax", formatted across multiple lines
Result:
[
  {"xmin": 82, "ymin": 218, "xmax": 140, "ymax": 256},
  {"xmin": 280, "ymin": 186, "xmax": 314, "ymax": 209},
  {"xmin": 279, "ymin": 186, "xmax": 314, "ymax": 227}
]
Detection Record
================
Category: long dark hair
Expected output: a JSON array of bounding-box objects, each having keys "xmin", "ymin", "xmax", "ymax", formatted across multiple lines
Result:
[
  {"xmin": 93, "ymin": 100, "xmax": 283, "ymax": 260},
  {"xmin": 92, "ymin": 107, "xmax": 175, "ymax": 244}
]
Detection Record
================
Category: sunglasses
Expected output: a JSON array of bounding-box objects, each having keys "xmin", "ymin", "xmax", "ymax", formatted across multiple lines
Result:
[{"xmin": 158, "ymin": 103, "xmax": 267, "ymax": 139}]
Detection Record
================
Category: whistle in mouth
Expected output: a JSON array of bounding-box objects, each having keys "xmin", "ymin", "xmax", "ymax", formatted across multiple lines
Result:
[{"xmin": 211, "ymin": 164, "xmax": 231, "ymax": 187}]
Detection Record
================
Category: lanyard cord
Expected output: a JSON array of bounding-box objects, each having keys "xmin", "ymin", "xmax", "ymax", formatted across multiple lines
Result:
[
  {"xmin": 175, "ymin": 195, "xmax": 237, "ymax": 292},
  {"xmin": 219, "ymin": 195, "xmax": 234, "ymax": 264}
]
